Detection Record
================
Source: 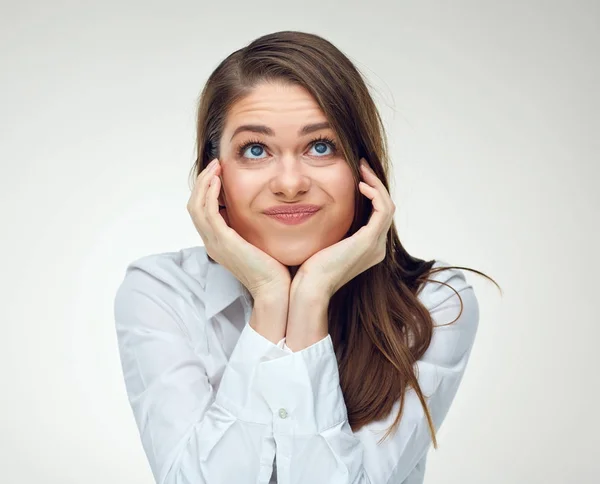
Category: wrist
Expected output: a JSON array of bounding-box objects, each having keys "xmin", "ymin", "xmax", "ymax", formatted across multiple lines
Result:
[
  {"xmin": 249, "ymin": 294, "xmax": 289, "ymax": 345},
  {"xmin": 291, "ymin": 272, "xmax": 331, "ymax": 304},
  {"xmin": 286, "ymin": 295, "xmax": 329, "ymax": 351}
]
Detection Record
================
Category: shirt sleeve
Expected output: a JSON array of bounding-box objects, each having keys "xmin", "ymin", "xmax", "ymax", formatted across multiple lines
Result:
[
  {"xmin": 114, "ymin": 265, "xmax": 292, "ymax": 484},
  {"xmin": 254, "ymin": 267, "xmax": 480, "ymax": 483}
]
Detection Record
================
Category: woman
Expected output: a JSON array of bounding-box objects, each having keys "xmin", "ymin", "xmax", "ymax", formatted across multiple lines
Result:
[{"xmin": 114, "ymin": 30, "xmax": 499, "ymax": 484}]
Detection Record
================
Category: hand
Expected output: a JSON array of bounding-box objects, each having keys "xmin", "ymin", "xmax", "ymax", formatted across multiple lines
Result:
[
  {"xmin": 187, "ymin": 158, "xmax": 292, "ymax": 301},
  {"xmin": 291, "ymin": 158, "xmax": 396, "ymax": 300}
]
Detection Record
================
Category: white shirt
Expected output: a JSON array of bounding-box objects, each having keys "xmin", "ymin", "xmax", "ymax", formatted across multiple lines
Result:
[{"xmin": 114, "ymin": 245, "xmax": 479, "ymax": 484}]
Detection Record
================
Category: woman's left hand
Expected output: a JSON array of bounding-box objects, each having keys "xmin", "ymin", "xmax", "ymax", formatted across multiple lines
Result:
[{"xmin": 290, "ymin": 158, "xmax": 396, "ymax": 302}]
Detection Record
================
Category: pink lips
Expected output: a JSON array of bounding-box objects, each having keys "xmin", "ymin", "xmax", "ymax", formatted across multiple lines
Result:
[
  {"xmin": 266, "ymin": 211, "xmax": 319, "ymax": 225},
  {"xmin": 263, "ymin": 204, "xmax": 321, "ymax": 215}
]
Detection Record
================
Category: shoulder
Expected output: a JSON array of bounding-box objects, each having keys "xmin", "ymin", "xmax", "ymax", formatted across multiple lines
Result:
[
  {"xmin": 113, "ymin": 246, "xmax": 211, "ymax": 333},
  {"xmin": 415, "ymin": 259, "xmax": 480, "ymax": 343},
  {"xmin": 415, "ymin": 260, "xmax": 480, "ymax": 378},
  {"xmin": 116, "ymin": 245, "xmax": 209, "ymax": 294},
  {"xmin": 416, "ymin": 259, "xmax": 476, "ymax": 312}
]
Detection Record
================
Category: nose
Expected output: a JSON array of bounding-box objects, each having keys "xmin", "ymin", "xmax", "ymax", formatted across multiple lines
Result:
[{"xmin": 269, "ymin": 156, "xmax": 312, "ymax": 198}]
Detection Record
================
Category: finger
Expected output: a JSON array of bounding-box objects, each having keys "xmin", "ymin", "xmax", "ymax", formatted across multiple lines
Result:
[
  {"xmin": 201, "ymin": 161, "xmax": 220, "ymax": 209},
  {"xmin": 360, "ymin": 161, "xmax": 395, "ymax": 213},
  {"xmin": 359, "ymin": 177, "xmax": 386, "ymax": 214},
  {"xmin": 205, "ymin": 173, "xmax": 230, "ymax": 236},
  {"xmin": 203, "ymin": 162, "xmax": 223, "ymax": 209},
  {"xmin": 359, "ymin": 160, "xmax": 386, "ymax": 189},
  {"xmin": 358, "ymin": 181, "xmax": 390, "ymax": 236},
  {"xmin": 188, "ymin": 159, "xmax": 218, "ymax": 210}
]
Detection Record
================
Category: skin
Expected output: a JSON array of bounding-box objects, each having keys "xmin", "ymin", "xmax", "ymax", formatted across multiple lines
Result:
[{"xmin": 216, "ymin": 80, "xmax": 356, "ymax": 279}]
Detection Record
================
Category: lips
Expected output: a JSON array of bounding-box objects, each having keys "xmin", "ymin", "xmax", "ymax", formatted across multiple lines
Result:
[
  {"xmin": 263, "ymin": 204, "xmax": 321, "ymax": 215},
  {"xmin": 266, "ymin": 211, "xmax": 319, "ymax": 225}
]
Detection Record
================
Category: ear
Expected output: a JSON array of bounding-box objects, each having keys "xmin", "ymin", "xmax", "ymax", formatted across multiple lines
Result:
[
  {"xmin": 216, "ymin": 176, "xmax": 230, "ymax": 225},
  {"xmin": 217, "ymin": 175, "xmax": 226, "ymax": 207},
  {"xmin": 218, "ymin": 205, "xmax": 230, "ymax": 226}
]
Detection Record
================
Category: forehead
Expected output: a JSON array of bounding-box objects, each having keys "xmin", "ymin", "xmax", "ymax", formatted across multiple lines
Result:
[{"xmin": 225, "ymin": 82, "xmax": 326, "ymax": 128}]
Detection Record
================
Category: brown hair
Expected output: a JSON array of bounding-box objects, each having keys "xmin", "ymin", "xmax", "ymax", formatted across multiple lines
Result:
[{"xmin": 188, "ymin": 31, "xmax": 501, "ymax": 447}]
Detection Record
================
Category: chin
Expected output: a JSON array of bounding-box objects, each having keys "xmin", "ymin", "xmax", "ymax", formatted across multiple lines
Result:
[
  {"xmin": 267, "ymin": 246, "xmax": 314, "ymax": 266},
  {"xmin": 235, "ymin": 214, "xmax": 354, "ymax": 267}
]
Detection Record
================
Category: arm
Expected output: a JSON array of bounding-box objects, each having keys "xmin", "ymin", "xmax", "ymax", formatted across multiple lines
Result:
[
  {"xmin": 114, "ymin": 264, "xmax": 291, "ymax": 484},
  {"xmin": 258, "ymin": 267, "xmax": 479, "ymax": 483}
]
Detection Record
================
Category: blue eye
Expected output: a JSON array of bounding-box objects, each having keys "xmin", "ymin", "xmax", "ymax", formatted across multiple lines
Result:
[
  {"xmin": 235, "ymin": 136, "xmax": 338, "ymax": 161},
  {"xmin": 243, "ymin": 144, "xmax": 266, "ymax": 159},
  {"xmin": 310, "ymin": 141, "xmax": 332, "ymax": 156}
]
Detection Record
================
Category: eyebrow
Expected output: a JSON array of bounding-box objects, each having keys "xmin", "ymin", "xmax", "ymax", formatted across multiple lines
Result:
[{"xmin": 229, "ymin": 121, "xmax": 331, "ymax": 141}]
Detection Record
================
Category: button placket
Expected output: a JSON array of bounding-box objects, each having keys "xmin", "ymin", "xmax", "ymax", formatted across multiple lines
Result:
[{"xmin": 273, "ymin": 406, "xmax": 293, "ymax": 460}]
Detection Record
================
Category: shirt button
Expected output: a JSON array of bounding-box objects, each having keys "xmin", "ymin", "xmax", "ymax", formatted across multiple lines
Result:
[{"xmin": 278, "ymin": 408, "xmax": 288, "ymax": 419}]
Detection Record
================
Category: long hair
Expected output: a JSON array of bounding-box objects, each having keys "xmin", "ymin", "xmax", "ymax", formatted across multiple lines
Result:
[{"xmin": 188, "ymin": 30, "xmax": 501, "ymax": 447}]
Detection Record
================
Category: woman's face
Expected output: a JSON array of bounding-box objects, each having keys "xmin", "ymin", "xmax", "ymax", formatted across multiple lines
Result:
[{"xmin": 217, "ymin": 81, "xmax": 356, "ymax": 274}]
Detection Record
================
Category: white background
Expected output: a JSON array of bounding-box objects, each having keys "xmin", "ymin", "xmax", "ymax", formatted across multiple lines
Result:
[{"xmin": 1, "ymin": 0, "xmax": 598, "ymax": 482}]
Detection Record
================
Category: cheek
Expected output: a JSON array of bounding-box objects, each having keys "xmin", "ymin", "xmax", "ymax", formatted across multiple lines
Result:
[
  {"xmin": 330, "ymin": 170, "xmax": 357, "ymax": 211},
  {"xmin": 323, "ymin": 171, "xmax": 356, "ymax": 236},
  {"xmin": 340, "ymin": 186, "xmax": 357, "ymax": 222},
  {"xmin": 219, "ymin": 173, "xmax": 260, "ymax": 231},
  {"xmin": 220, "ymin": 172, "xmax": 253, "ymax": 209}
]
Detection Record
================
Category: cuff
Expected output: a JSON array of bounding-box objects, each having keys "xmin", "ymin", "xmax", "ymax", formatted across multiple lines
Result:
[
  {"xmin": 276, "ymin": 337, "xmax": 294, "ymax": 354},
  {"xmin": 215, "ymin": 322, "xmax": 291, "ymax": 424},
  {"xmin": 255, "ymin": 334, "xmax": 348, "ymax": 434}
]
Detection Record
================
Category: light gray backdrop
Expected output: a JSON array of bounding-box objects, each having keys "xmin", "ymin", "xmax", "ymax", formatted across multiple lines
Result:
[{"xmin": 1, "ymin": 0, "xmax": 598, "ymax": 482}]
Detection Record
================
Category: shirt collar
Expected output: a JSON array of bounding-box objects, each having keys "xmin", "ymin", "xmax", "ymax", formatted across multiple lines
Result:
[{"xmin": 201, "ymin": 251, "xmax": 252, "ymax": 321}]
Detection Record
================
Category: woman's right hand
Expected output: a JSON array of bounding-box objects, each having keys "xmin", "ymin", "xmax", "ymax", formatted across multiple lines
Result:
[{"xmin": 187, "ymin": 158, "xmax": 292, "ymax": 303}]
